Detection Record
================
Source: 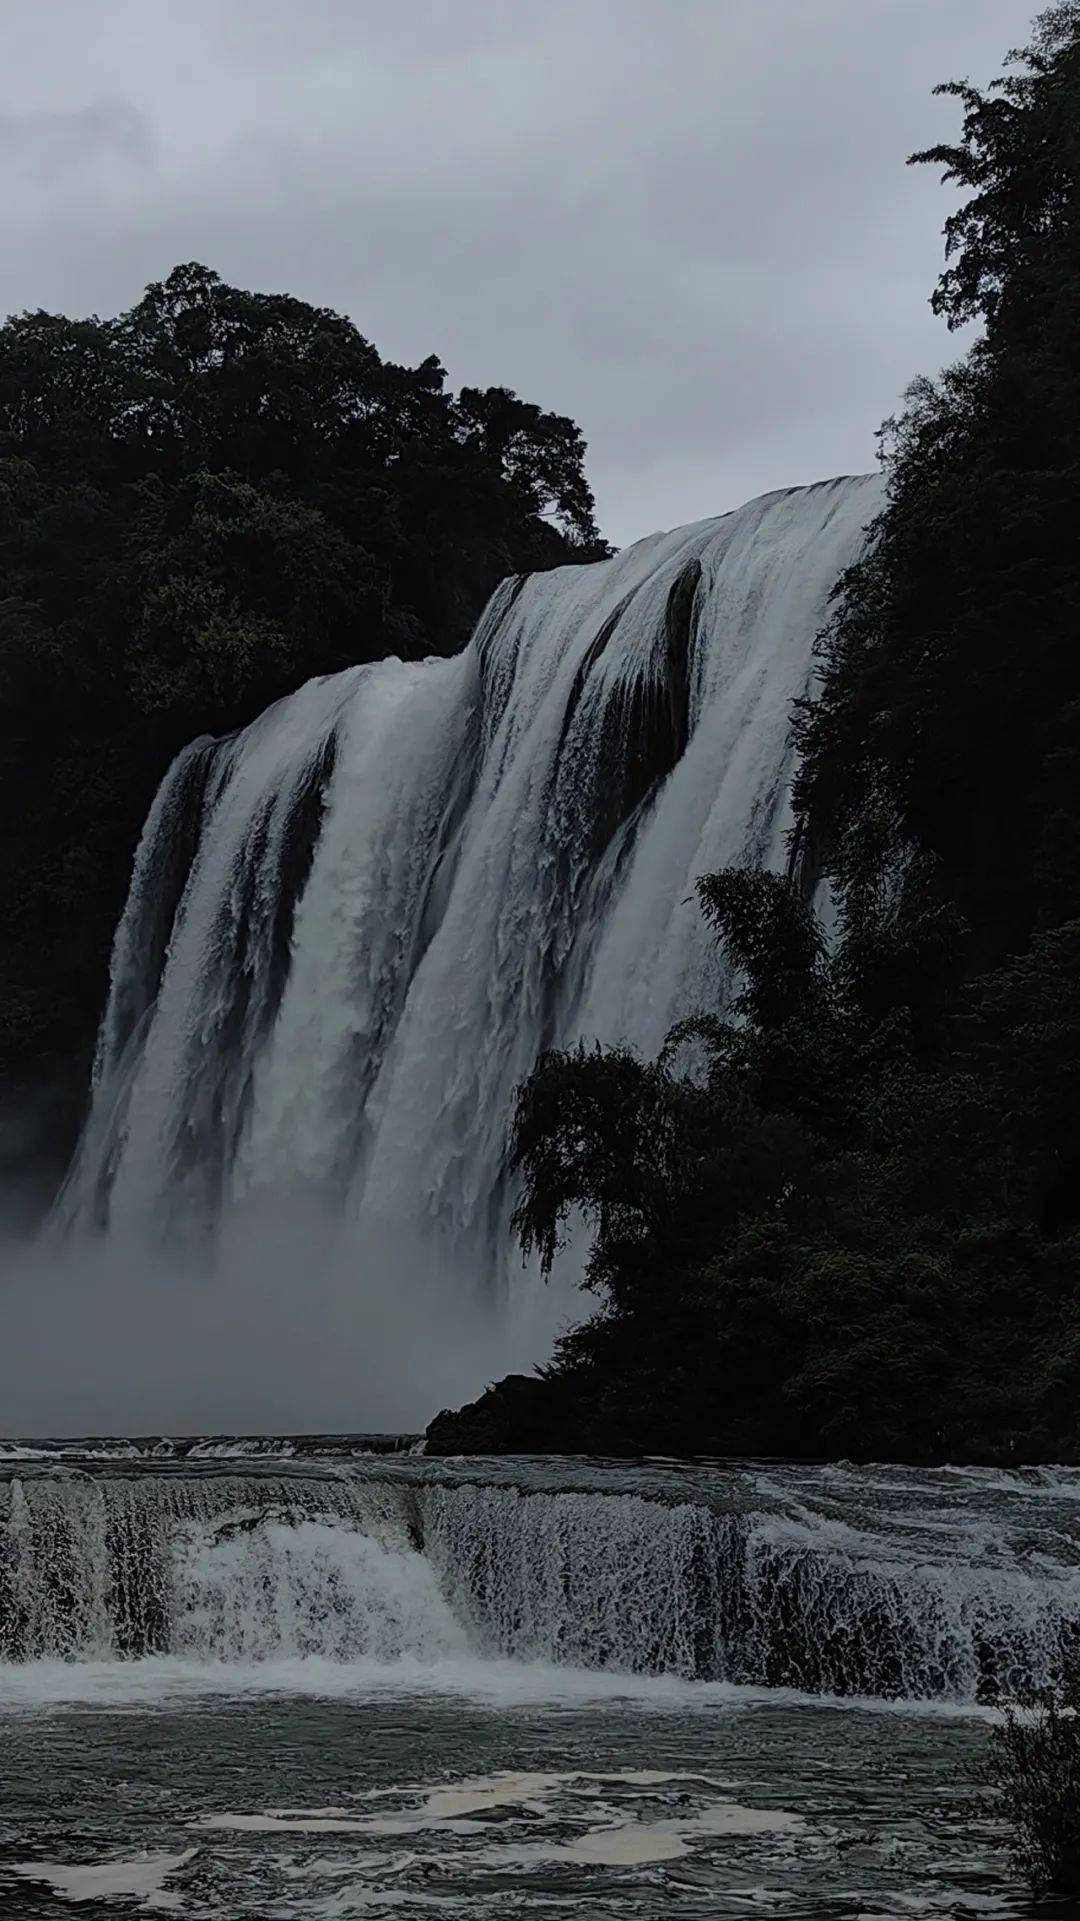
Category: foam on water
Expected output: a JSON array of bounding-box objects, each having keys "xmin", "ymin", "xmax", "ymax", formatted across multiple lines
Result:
[
  {"xmin": 0, "ymin": 1651, "xmax": 766, "ymax": 1712},
  {"xmin": 0, "ymin": 1699, "xmax": 1017, "ymax": 1920},
  {"xmin": 12, "ymin": 1850, "xmax": 196, "ymax": 1909},
  {"xmin": 194, "ymin": 1771, "xmax": 804, "ymax": 1867}
]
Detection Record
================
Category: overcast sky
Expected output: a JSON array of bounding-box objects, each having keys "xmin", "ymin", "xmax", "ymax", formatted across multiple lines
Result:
[{"xmin": 2, "ymin": 0, "xmax": 1039, "ymax": 546}]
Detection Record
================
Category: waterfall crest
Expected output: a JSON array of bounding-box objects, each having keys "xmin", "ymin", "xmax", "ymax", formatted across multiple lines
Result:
[{"xmin": 52, "ymin": 476, "xmax": 882, "ymax": 1413}]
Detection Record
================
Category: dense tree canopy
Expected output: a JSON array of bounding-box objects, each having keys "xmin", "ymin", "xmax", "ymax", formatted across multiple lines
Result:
[
  {"xmin": 792, "ymin": 0, "xmax": 1080, "ymax": 969},
  {"xmin": 0, "ymin": 264, "xmax": 606, "ymax": 1078}
]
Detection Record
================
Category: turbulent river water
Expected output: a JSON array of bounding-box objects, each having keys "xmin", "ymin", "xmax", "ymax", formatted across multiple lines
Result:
[{"xmin": 1, "ymin": 1439, "xmax": 1072, "ymax": 1917}]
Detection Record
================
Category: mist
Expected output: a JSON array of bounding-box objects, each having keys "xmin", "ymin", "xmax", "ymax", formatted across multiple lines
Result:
[{"xmin": 0, "ymin": 1199, "xmax": 572, "ymax": 1437}]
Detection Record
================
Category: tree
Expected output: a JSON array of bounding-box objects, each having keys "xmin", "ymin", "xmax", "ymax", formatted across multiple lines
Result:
[
  {"xmin": 501, "ymin": 864, "xmax": 1080, "ymax": 1463},
  {"xmin": 455, "ymin": 386, "xmax": 602, "ymax": 546},
  {"xmin": 793, "ymin": 2, "xmax": 1080, "ymax": 969}
]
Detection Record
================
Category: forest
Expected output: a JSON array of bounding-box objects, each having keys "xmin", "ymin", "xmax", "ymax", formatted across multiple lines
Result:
[{"xmin": 430, "ymin": 0, "xmax": 1080, "ymax": 1462}]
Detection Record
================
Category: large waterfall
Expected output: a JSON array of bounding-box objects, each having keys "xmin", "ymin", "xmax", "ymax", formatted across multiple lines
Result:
[{"xmin": 43, "ymin": 476, "xmax": 881, "ymax": 1426}]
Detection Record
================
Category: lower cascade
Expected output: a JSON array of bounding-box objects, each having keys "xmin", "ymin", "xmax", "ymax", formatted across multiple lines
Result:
[{"xmin": 3, "ymin": 1455, "xmax": 1078, "ymax": 1704}]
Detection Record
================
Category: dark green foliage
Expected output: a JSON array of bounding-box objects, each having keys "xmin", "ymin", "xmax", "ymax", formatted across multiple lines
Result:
[
  {"xmin": 511, "ymin": 1024, "xmax": 814, "ymax": 1313},
  {"xmin": 697, "ymin": 868, "xmax": 827, "ymax": 1028},
  {"xmin": 985, "ymin": 1655, "xmax": 1080, "ymax": 1896},
  {"xmin": 792, "ymin": 3, "xmax": 1080, "ymax": 973},
  {"xmin": 507, "ymin": 864, "xmax": 1076, "ymax": 1444},
  {"xmin": 0, "ymin": 263, "xmax": 606, "ymax": 1076},
  {"xmin": 493, "ymin": 5, "xmax": 1080, "ymax": 1466},
  {"xmin": 510, "ymin": 872, "xmax": 1080, "ymax": 1461}
]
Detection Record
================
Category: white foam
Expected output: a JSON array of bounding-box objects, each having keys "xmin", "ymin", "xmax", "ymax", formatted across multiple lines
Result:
[
  {"xmin": 562, "ymin": 1825, "xmax": 689, "ymax": 1863},
  {"xmin": 0, "ymin": 1651, "xmax": 735, "ymax": 1710},
  {"xmin": 196, "ymin": 1769, "xmax": 721, "ymax": 1838},
  {"xmin": 173, "ymin": 1516, "xmax": 467, "ymax": 1666},
  {"xmin": 11, "ymin": 1849, "xmax": 196, "ymax": 1908},
  {"xmin": 0, "ymin": 1651, "xmax": 1003, "ymax": 1716},
  {"xmin": 193, "ymin": 1770, "xmax": 804, "ymax": 1877}
]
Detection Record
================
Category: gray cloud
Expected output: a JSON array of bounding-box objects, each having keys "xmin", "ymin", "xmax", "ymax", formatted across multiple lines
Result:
[
  {"xmin": 0, "ymin": 100, "xmax": 152, "ymax": 182},
  {"xmin": 0, "ymin": 0, "xmax": 1038, "ymax": 543}
]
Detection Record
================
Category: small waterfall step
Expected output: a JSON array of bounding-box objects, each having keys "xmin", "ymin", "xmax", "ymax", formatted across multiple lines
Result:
[{"xmin": 3, "ymin": 1452, "xmax": 1078, "ymax": 1704}]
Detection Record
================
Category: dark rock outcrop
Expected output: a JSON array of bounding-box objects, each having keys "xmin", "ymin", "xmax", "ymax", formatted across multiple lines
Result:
[{"xmin": 425, "ymin": 1372, "xmax": 599, "ymax": 1456}]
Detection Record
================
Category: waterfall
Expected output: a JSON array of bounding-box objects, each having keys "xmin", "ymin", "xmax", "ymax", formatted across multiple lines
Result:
[
  {"xmin": 0, "ymin": 1472, "xmax": 460, "ymax": 1666},
  {"xmin": 3, "ymin": 1459, "xmax": 1078, "ymax": 1702},
  {"xmin": 420, "ymin": 1481, "xmax": 1075, "ymax": 1701},
  {"xmin": 53, "ymin": 475, "xmax": 882, "ymax": 1404}
]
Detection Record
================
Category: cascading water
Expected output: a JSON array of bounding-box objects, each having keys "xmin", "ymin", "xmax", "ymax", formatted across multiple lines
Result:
[
  {"xmin": 0, "ymin": 1470, "xmax": 460, "ymax": 1666},
  {"xmin": 3, "ymin": 1451, "xmax": 1079, "ymax": 1702},
  {"xmin": 53, "ymin": 477, "xmax": 883, "ymax": 1412}
]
